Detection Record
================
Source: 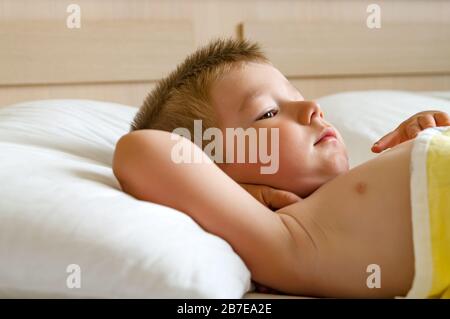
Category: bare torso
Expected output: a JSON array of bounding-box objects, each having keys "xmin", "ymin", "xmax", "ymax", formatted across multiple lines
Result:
[{"xmin": 278, "ymin": 139, "xmax": 415, "ymax": 297}]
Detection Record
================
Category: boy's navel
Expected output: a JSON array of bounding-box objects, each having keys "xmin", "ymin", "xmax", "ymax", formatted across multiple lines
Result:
[{"xmin": 355, "ymin": 181, "xmax": 367, "ymax": 195}]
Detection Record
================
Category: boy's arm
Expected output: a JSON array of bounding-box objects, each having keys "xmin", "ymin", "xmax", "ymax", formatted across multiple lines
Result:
[{"xmin": 113, "ymin": 129, "xmax": 315, "ymax": 294}]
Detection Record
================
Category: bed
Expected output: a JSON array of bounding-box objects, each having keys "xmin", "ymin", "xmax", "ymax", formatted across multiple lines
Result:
[
  {"xmin": 1, "ymin": 91, "xmax": 450, "ymax": 299},
  {"xmin": 1, "ymin": 0, "xmax": 449, "ymax": 299}
]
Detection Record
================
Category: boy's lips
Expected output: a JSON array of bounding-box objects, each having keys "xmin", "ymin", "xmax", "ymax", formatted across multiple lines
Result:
[{"xmin": 314, "ymin": 127, "xmax": 337, "ymax": 146}]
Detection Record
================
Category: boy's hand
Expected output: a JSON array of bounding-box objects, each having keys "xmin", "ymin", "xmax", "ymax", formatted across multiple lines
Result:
[
  {"xmin": 371, "ymin": 110, "xmax": 450, "ymax": 153},
  {"xmin": 239, "ymin": 183, "xmax": 302, "ymax": 210}
]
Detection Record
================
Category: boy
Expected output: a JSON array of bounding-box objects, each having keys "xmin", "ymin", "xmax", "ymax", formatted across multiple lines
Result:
[{"xmin": 113, "ymin": 39, "xmax": 450, "ymax": 297}]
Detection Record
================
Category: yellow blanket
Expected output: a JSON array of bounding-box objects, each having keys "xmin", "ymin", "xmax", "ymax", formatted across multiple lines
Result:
[{"xmin": 406, "ymin": 126, "xmax": 450, "ymax": 298}]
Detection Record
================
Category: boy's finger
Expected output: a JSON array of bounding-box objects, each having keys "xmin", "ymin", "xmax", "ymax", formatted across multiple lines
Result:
[
  {"xmin": 264, "ymin": 188, "xmax": 301, "ymax": 210},
  {"xmin": 405, "ymin": 122, "xmax": 421, "ymax": 138},
  {"xmin": 434, "ymin": 112, "xmax": 450, "ymax": 126},
  {"xmin": 418, "ymin": 114, "xmax": 436, "ymax": 130},
  {"xmin": 371, "ymin": 130, "xmax": 400, "ymax": 153}
]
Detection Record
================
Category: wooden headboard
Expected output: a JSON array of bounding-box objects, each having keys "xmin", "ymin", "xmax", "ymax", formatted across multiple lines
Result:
[
  {"xmin": 0, "ymin": 20, "xmax": 194, "ymax": 85},
  {"xmin": 240, "ymin": 19, "xmax": 450, "ymax": 98},
  {"xmin": 1, "ymin": 0, "xmax": 449, "ymax": 107},
  {"xmin": 0, "ymin": 18, "xmax": 195, "ymax": 107}
]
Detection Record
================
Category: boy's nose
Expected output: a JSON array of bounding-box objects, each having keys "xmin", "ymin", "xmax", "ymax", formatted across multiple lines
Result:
[{"xmin": 296, "ymin": 101, "xmax": 324, "ymax": 125}]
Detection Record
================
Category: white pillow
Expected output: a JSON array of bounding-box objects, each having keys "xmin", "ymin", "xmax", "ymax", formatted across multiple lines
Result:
[
  {"xmin": 0, "ymin": 99, "xmax": 251, "ymax": 298},
  {"xmin": 316, "ymin": 90, "xmax": 450, "ymax": 168}
]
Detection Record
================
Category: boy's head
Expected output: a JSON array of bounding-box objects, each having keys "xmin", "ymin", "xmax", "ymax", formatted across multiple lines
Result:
[
  {"xmin": 131, "ymin": 38, "xmax": 349, "ymax": 197},
  {"xmin": 130, "ymin": 39, "xmax": 268, "ymax": 138}
]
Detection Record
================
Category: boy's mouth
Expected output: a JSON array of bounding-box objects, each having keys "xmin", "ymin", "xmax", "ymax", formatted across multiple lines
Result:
[{"xmin": 314, "ymin": 127, "xmax": 337, "ymax": 146}]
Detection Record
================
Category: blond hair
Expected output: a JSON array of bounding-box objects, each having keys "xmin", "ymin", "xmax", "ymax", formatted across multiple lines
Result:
[{"xmin": 130, "ymin": 38, "xmax": 269, "ymax": 142}]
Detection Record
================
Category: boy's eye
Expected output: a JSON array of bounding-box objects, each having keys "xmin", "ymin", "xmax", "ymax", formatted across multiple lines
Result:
[{"xmin": 258, "ymin": 109, "xmax": 278, "ymax": 120}]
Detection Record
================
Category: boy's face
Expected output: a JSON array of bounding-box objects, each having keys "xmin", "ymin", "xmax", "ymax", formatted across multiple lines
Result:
[{"xmin": 210, "ymin": 62, "xmax": 349, "ymax": 197}]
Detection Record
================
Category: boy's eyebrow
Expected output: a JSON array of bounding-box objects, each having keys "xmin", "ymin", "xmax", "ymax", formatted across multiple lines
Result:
[
  {"xmin": 238, "ymin": 81, "xmax": 302, "ymax": 113},
  {"xmin": 238, "ymin": 88, "xmax": 265, "ymax": 113}
]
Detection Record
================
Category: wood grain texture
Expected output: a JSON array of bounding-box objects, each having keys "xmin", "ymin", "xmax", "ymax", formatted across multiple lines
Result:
[
  {"xmin": 289, "ymin": 75, "xmax": 450, "ymax": 100},
  {"xmin": 1, "ymin": 0, "xmax": 449, "ymax": 107},
  {"xmin": 241, "ymin": 21, "xmax": 450, "ymax": 77},
  {"xmin": 0, "ymin": 20, "xmax": 194, "ymax": 86},
  {"xmin": 0, "ymin": 81, "xmax": 156, "ymax": 108}
]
